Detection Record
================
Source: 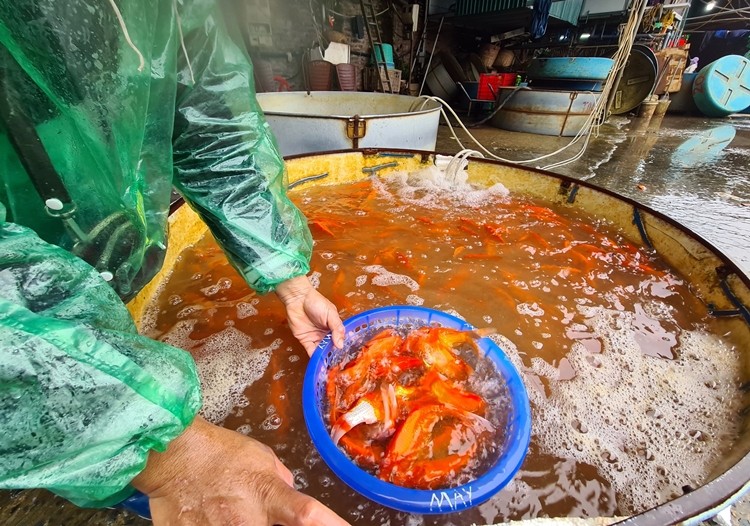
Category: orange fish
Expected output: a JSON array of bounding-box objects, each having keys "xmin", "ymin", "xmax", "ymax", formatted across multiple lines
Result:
[
  {"xmin": 379, "ymin": 404, "xmax": 494, "ymax": 489},
  {"xmin": 333, "ymin": 329, "xmax": 406, "ymax": 410},
  {"xmin": 327, "ymin": 324, "xmax": 497, "ymax": 490},
  {"xmin": 403, "ymin": 326, "xmax": 489, "ymax": 380},
  {"xmin": 331, "ymin": 383, "xmax": 397, "ymax": 445}
]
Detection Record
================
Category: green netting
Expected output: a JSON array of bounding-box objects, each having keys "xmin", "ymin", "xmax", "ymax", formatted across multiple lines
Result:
[{"xmin": 0, "ymin": 0, "xmax": 313, "ymax": 507}]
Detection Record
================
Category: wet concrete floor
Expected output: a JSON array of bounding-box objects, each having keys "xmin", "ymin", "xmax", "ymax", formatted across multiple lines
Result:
[{"xmin": 1, "ymin": 113, "xmax": 748, "ymax": 525}]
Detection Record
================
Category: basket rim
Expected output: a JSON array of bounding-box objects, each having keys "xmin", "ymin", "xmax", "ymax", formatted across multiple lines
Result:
[{"xmin": 302, "ymin": 305, "xmax": 532, "ymax": 514}]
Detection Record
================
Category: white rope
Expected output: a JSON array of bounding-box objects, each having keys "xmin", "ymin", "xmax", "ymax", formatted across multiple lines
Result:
[
  {"xmin": 419, "ymin": 0, "xmax": 646, "ymax": 171},
  {"xmin": 106, "ymin": 0, "xmax": 145, "ymax": 72}
]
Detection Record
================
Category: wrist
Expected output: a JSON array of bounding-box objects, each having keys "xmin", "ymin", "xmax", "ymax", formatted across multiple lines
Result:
[
  {"xmin": 275, "ymin": 275, "xmax": 313, "ymax": 305},
  {"xmin": 131, "ymin": 416, "xmax": 211, "ymax": 497}
]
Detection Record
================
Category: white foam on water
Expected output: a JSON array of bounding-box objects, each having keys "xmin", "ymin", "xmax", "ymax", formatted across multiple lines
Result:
[
  {"xmin": 200, "ymin": 277, "xmax": 232, "ymax": 297},
  {"xmin": 139, "ymin": 268, "xmax": 178, "ymax": 335},
  {"xmin": 293, "ymin": 468, "xmax": 309, "ymax": 490},
  {"xmin": 363, "ymin": 264, "xmax": 419, "ymax": 291},
  {"xmin": 236, "ymin": 424, "xmax": 252, "ymax": 435},
  {"xmin": 168, "ymin": 294, "xmax": 182, "ymax": 306},
  {"xmin": 176, "ymin": 304, "xmax": 202, "ymax": 319},
  {"xmin": 163, "ymin": 324, "xmax": 278, "ymax": 425},
  {"xmin": 261, "ymin": 413, "xmax": 283, "ymax": 431},
  {"xmin": 236, "ymin": 299, "xmax": 259, "ymax": 319},
  {"xmin": 517, "ymin": 303, "xmax": 743, "ymax": 514},
  {"xmin": 383, "ymin": 168, "xmax": 510, "ymax": 211},
  {"xmin": 518, "ymin": 302, "xmax": 545, "ymax": 317}
]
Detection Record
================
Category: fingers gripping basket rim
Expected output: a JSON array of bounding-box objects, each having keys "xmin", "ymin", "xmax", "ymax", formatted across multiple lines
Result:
[{"xmin": 302, "ymin": 305, "xmax": 532, "ymax": 514}]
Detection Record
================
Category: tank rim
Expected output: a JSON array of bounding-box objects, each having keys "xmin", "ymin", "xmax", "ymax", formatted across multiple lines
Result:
[{"xmin": 256, "ymin": 91, "xmax": 442, "ymax": 119}]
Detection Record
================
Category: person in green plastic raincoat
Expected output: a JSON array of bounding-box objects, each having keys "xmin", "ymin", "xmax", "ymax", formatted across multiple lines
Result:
[{"xmin": 0, "ymin": 0, "xmax": 349, "ymax": 524}]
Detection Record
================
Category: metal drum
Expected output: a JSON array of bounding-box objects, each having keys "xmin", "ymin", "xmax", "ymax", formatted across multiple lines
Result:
[
  {"xmin": 425, "ymin": 60, "xmax": 458, "ymax": 101},
  {"xmin": 127, "ymin": 149, "xmax": 750, "ymax": 526},
  {"xmin": 530, "ymin": 79, "xmax": 604, "ymax": 91}
]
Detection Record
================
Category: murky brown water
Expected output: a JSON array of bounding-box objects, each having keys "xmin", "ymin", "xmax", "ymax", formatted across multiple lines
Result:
[{"xmin": 138, "ymin": 170, "xmax": 744, "ymax": 525}]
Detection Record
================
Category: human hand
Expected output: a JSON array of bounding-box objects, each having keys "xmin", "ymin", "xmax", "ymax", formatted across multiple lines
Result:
[
  {"xmin": 275, "ymin": 275, "xmax": 346, "ymax": 356},
  {"xmin": 132, "ymin": 416, "xmax": 351, "ymax": 526}
]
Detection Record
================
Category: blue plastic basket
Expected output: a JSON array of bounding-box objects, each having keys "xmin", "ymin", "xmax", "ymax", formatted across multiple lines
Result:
[
  {"xmin": 117, "ymin": 491, "xmax": 151, "ymax": 519},
  {"xmin": 303, "ymin": 305, "xmax": 532, "ymax": 514}
]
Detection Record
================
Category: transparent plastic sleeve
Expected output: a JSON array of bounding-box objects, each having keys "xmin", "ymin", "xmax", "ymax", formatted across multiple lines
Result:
[
  {"xmin": 172, "ymin": 4, "xmax": 313, "ymax": 293},
  {"xmin": 0, "ymin": 220, "xmax": 202, "ymax": 507}
]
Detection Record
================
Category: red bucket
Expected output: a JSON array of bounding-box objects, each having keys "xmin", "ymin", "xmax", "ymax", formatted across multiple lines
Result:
[{"xmin": 478, "ymin": 73, "xmax": 516, "ymax": 100}]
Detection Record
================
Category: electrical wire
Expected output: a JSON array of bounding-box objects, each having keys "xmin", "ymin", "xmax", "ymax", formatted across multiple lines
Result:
[
  {"xmin": 684, "ymin": 1, "xmax": 750, "ymax": 30},
  {"xmin": 687, "ymin": 5, "xmax": 750, "ymax": 19},
  {"xmin": 689, "ymin": 7, "xmax": 750, "ymax": 22},
  {"xmin": 414, "ymin": 93, "xmax": 588, "ymax": 167},
  {"xmin": 107, "ymin": 0, "xmax": 145, "ymax": 72},
  {"xmin": 686, "ymin": 17, "xmax": 750, "ymax": 30},
  {"xmin": 686, "ymin": 15, "xmax": 750, "ymax": 30},
  {"xmin": 467, "ymin": 85, "xmax": 524, "ymax": 127},
  {"xmin": 685, "ymin": 4, "xmax": 750, "ymax": 29},
  {"xmin": 326, "ymin": 6, "xmax": 390, "ymax": 18}
]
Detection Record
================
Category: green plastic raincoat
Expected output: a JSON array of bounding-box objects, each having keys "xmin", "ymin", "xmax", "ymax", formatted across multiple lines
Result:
[{"xmin": 0, "ymin": 0, "xmax": 312, "ymax": 508}]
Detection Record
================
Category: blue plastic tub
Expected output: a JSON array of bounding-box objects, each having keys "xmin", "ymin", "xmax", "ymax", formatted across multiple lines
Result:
[
  {"xmin": 303, "ymin": 305, "xmax": 532, "ymax": 514},
  {"xmin": 526, "ymin": 57, "xmax": 615, "ymax": 81}
]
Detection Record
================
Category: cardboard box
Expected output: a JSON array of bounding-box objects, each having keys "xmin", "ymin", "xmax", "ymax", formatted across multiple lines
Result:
[{"xmin": 366, "ymin": 66, "xmax": 401, "ymax": 93}]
